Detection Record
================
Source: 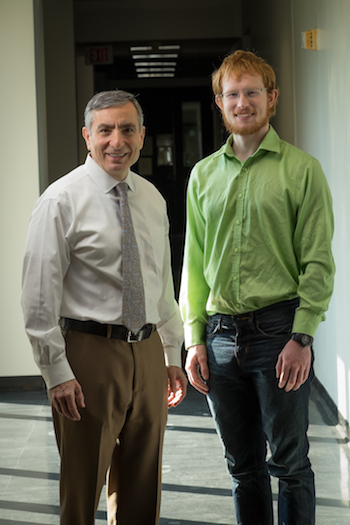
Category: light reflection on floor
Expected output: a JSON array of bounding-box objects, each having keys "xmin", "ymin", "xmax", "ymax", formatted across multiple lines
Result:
[{"xmin": 0, "ymin": 384, "xmax": 349, "ymax": 524}]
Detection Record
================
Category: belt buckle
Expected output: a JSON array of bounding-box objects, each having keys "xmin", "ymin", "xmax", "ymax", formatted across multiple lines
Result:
[{"xmin": 127, "ymin": 330, "xmax": 142, "ymax": 343}]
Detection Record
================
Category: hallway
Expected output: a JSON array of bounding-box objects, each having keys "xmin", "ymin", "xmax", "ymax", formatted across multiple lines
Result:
[{"xmin": 0, "ymin": 384, "xmax": 349, "ymax": 524}]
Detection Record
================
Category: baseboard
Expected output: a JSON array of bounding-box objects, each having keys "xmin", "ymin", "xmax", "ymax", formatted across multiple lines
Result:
[
  {"xmin": 312, "ymin": 376, "xmax": 349, "ymax": 442},
  {"xmin": 0, "ymin": 376, "xmax": 46, "ymax": 392}
]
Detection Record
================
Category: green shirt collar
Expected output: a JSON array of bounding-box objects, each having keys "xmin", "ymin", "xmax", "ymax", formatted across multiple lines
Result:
[{"xmin": 215, "ymin": 125, "xmax": 281, "ymax": 160}]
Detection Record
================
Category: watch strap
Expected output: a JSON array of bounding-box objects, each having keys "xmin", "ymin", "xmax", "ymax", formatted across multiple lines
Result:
[{"xmin": 291, "ymin": 333, "xmax": 313, "ymax": 347}]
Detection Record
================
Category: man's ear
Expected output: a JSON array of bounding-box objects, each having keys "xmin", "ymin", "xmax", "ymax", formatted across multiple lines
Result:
[
  {"xmin": 215, "ymin": 95, "xmax": 223, "ymax": 112},
  {"xmin": 140, "ymin": 126, "xmax": 146, "ymax": 149},
  {"xmin": 82, "ymin": 127, "xmax": 91, "ymax": 151},
  {"xmin": 268, "ymin": 89, "xmax": 279, "ymax": 110}
]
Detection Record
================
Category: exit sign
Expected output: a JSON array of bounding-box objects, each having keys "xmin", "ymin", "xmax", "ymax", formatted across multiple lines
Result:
[{"xmin": 85, "ymin": 46, "xmax": 114, "ymax": 65}]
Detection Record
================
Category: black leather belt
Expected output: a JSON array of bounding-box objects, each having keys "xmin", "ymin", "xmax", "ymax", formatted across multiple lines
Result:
[{"xmin": 60, "ymin": 318, "xmax": 156, "ymax": 342}]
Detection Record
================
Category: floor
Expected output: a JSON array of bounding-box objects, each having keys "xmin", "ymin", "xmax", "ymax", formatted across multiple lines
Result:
[{"xmin": 0, "ymin": 384, "xmax": 349, "ymax": 524}]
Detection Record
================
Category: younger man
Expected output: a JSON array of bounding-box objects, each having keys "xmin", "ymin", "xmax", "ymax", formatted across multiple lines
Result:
[{"xmin": 180, "ymin": 51, "xmax": 335, "ymax": 525}]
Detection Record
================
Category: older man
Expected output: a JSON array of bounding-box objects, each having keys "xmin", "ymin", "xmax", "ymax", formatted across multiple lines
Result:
[{"xmin": 22, "ymin": 90, "xmax": 187, "ymax": 525}]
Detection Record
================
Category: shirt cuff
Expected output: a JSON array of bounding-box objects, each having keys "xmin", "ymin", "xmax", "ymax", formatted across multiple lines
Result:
[
  {"xmin": 41, "ymin": 359, "xmax": 75, "ymax": 390},
  {"xmin": 163, "ymin": 345, "xmax": 182, "ymax": 368},
  {"xmin": 292, "ymin": 307, "xmax": 325, "ymax": 338},
  {"xmin": 184, "ymin": 321, "xmax": 207, "ymax": 349}
]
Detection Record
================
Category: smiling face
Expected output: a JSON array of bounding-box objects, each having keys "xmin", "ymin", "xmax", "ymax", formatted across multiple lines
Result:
[
  {"xmin": 215, "ymin": 73, "xmax": 278, "ymax": 137},
  {"xmin": 82, "ymin": 102, "xmax": 145, "ymax": 180}
]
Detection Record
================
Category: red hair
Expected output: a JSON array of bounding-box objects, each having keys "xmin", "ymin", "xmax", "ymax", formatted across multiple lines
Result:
[{"xmin": 212, "ymin": 50, "xmax": 279, "ymax": 116}]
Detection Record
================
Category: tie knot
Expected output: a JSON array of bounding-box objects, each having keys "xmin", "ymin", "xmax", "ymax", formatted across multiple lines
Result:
[{"xmin": 116, "ymin": 182, "xmax": 129, "ymax": 196}]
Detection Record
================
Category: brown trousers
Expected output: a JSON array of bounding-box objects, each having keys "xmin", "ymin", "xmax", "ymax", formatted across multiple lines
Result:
[{"xmin": 52, "ymin": 329, "xmax": 168, "ymax": 525}]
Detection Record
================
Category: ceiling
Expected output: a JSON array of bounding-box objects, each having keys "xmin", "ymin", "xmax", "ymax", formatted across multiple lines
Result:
[
  {"xmin": 76, "ymin": 38, "xmax": 240, "ymax": 85},
  {"xmin": 73, "ymin": 0, "xmax": 243, "ymax": 86}
]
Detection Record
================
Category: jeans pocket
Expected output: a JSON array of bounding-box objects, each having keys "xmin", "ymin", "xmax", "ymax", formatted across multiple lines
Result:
[{"xmin": 255, "ymin": 318, "xmax": 293, "ymax": 339}]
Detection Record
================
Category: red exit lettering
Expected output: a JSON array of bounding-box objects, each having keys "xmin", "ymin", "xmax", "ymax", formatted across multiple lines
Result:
[{"xmin": 85, "ymin": 46, "xmax": 113, "ymax": 65}]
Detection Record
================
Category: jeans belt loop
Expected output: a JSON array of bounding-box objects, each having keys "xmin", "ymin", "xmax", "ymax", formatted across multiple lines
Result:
[{"xmin": 248, "ymin": 312, "xmax": 256, "ymax": 333}]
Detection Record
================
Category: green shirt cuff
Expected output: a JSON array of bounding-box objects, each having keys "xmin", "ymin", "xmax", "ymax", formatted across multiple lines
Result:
[
  {"xmin": 292, "ymin": 307, "xmax": 325, "ymax": 338},
  {"xmin": 184, "ymin": 322, "xmax": 207, "ymax": 349}
]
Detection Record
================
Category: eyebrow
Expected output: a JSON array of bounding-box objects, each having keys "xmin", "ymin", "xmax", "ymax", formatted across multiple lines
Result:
[
  {"xmin": 96, "ymin": 121, "xmax": 137, "ymax": 131},
  {"xmin": 96, "ymin": 122, "xmax": 114, "ymax": 130}
]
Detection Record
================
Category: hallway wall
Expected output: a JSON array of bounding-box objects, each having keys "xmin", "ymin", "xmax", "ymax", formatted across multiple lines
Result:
[
  {"xmin": 42, "ymin": 0, "xmax": 78, "ymax": 185},
  {"xmin": 0, "ymin": 0, "xmax": 40, "ymax": 378},
  {"xmin": 248, "ymin": 0, "xmax": 350, "ymax": 427},
  {"xmin": 0, "ymin": 0, "xmax": 79, "ymax": 384}
]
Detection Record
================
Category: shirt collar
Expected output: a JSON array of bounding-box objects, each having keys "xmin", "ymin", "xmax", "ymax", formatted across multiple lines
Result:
[
  {"xmin": 84, "ymin": 154, "xmax": 136, "ymax": 193},
  {"xmin": 214, "ymin": 125, "xmax": 281, "ymax": 160},
  {"xmin": 257, "ymin": 126, "xmax": 281, "ymax": 155}
]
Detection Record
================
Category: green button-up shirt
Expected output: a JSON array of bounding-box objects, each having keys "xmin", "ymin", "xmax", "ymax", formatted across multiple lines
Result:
[{"xmin": 180, "ymin": 127, "xmax": 335, "ymax": 348}]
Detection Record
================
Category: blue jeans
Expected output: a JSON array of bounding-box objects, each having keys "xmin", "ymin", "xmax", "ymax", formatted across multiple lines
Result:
[{"xmin": 206, "ymin": 299, "xmax": 315, "ymax": 525}]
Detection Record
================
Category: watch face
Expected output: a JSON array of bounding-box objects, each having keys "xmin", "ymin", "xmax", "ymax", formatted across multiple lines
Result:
[
  {"xmin": 292, "ymin": 333, "xmax": 313, "ymax": 346},
  {"xmin": 301, "ymin": 335, "xmax": 311, "ymax": 346}
]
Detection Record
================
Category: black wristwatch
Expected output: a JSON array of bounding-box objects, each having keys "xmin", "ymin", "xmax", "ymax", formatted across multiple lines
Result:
[{"xmin": 290, "ymin": 333, "xmax": 313, "ymax": 347}]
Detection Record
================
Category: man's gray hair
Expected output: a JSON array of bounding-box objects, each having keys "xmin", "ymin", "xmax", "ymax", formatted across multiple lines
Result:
[{"xmin": 84, "ymin": 90, "xmax": 144, "ymax": 132}]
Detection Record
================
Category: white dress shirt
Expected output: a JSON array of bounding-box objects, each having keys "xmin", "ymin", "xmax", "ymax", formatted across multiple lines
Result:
[{"xmin": 22, "ymin": 155, "xmax": 184, "ymax": 389}]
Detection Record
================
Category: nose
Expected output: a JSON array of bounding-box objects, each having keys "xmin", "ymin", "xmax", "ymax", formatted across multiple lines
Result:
[
  {"xmin": 110, "ymin": 129, "xmax": 124, "ymax": 148},
  {"xmin": 236, "ymin": 92, "xmax": 249, "ymax": 107}
]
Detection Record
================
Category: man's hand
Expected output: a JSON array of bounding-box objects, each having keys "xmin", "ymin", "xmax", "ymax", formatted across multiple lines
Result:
[
  {"xmin": 167, "ymin": 366, "xmax": 187, "ymax": 408},
  {"xmin": 49, "ymin": 379, "xmax": 85, "ymax": 421},
  {"xmin": 185, "ymin": 345, "xmax": 209, "ymax": 395},
  {"xmin": 276, "ymin": 339, "xmax": 312, "ymax": 392}
]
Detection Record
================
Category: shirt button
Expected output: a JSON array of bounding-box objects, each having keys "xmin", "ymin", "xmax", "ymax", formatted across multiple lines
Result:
[
  {"xmin": 238, "ymin": 193, "xmax": 243, "ymax": 199},
  {"xmin": 234, "ymin": 247, "xmax": 239, "ymax": 253},
  {"xmin": 236, "ymin": 303, "xmax": 240, "ymax": 308},
  {"xmin": 242, "ymin": 167, "xmax": 247, "ymax": 172},
  {"xmin": 233, "ymin": 276, "xmax": 237, "ymax": 281},
  {"xmin": 236, "ymin": 220, "xmax": 241, "ymax": 225}
]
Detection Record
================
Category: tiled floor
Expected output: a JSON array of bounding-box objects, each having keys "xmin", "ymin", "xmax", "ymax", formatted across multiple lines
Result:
[{"xmin": 0, "ymin": 384, "xmax": 349, "ymax": 524}]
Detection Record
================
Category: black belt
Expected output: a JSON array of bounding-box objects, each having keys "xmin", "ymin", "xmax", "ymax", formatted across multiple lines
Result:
[{"xmin": 60, "ymin": 318, "xmax": 156, "ymax": 342}]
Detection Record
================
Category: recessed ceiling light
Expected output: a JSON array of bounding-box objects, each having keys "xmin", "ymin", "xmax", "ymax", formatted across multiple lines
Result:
[
  {"xmin": 136, "ymin": 67, "xmax": 176, "ymax": 73},
  {"xmin": 130, "ymin": 46, "xmax": 153, "ymax": 51},
  {"xmin": 137, "ymin": 73, "xmax": 175, "ymax": 78},
  {"xmin": 158, "ymin": 45, "xmax": 180, "ymax": 50},
  {"xmin": 131, "ymin": 44, "xmax": 179, "ymax": 78},
  {"xmin": 134, "ymin": 62, "xmax": 177, "ymax": 67},
  {"xmin": 132, "ymin": 53, "xmax": 178, "ymax": 60}
]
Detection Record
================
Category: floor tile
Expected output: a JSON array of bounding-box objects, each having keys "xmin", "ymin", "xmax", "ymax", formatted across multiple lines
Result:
[{"xmin": 0, "ymin": 384, "xmax": 349, "ymax": 524}]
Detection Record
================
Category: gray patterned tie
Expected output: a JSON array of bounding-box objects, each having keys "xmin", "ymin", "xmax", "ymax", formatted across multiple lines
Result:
[{"xmin": 116, "ymin": 182, "xmax": 146, "ymax": 334}]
